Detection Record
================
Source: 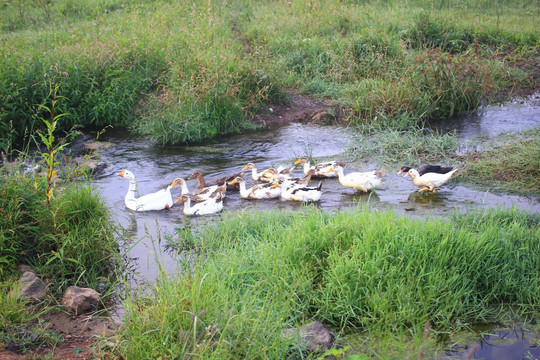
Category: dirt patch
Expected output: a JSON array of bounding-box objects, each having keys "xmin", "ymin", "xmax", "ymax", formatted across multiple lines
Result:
[
  {"xmin": 252, "ymin": 91, "xmax": 343, "ymax": 127},
  {"xmin": 0, "ymin": 311, "xmax": 117, "ymax": 360}
]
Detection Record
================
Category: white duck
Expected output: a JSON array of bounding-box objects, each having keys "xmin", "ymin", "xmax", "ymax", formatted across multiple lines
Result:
[
  {"xmin": 294, "ymin": 157, "xmax": 339, "ymax": 178},
  {"xmin": 272, "ymin": 180, "xmax": 323, "ymax": 202},
  {"xmin": 172, "ymin": 178, "xmax": 225, "ymax": 202},
  {"xmin": 228, "ymin": 176, "xmax": 281, "ymax": 200},
  {"xmin": 242, "ymin": 163, "xmax": 274, "ymax": 182},
  {"xmin": 327, "ymin": 164, "xmax": 384, "ymax": 193},
  {"xmin": 117, "ymin": 169, "xmax": 176, "ymax": 211},
  {"xmin": 174, "ymin": 193, "xmax": 224, "ymax": 216},
  {"xmin": 406, "ymin": 168, "xmax": 459, "ymax": 193}
]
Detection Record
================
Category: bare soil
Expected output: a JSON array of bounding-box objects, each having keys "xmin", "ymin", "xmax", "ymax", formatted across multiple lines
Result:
[
  {"xmin": 252, "ymin": 91, "xmax": 343, "ymax": 127},
  {"xmin": 0, "ymin": 311, "xmax": 117, "ymax": 359}
]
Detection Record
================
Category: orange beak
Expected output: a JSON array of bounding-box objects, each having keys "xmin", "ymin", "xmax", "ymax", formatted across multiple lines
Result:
[
  {"xmin": 271, "ymin": 183, "xmax": 279, "ymax": 189},
  {"xmin": 228, "ymin": 179, "xmax": 238, "ymax": 185},
  {"xmin": 242, "ymin": 165, "xmax": 249, "ymax": 171},
  {"xmin": 325, "ymin": 168, "xmax": 334, "ymax": 174},
  {"xmin": 174, "ymin": 197, "xmax": 184, "ymax": 204},
  {"xmin": 294, "ymin": 159, "xmax": 302, "ymax": 165},
  {"xmin": 117, "ymin": 169, "xmax": 126, "ymax": 177}
]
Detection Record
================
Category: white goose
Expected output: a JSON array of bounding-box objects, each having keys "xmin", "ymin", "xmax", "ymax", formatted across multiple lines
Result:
[
  {"xmin": 406, "ymin": 168, "xmax": 459, "ymax": 193},
  {"xmin": 327, "ymin": 164, "xmax": 384, "ymax": 193},
  {"xmin": 228, "ymin": 176, "xmax": 281, "ymax": 200},
  {"xmin": 117, "ymin": 169, "xmax": 176, "ymax": 211},
  {"xmin": 272, "ymin": 180, "xmax": 323, "ymax": 202},
  {"xmin": 174, "ymin": 193, "xmax": 224, "ymax": 216},
  {"xmin": 294, "ymin": 157, "xmax": 338, "ymax": 178}
]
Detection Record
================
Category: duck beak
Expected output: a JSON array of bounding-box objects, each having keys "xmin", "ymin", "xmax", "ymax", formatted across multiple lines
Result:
[
  {"xmin": 271, "ymin": 183, "xmax": 279, "ymax": 189},
  {"xmin": 174, "ymin": 197, "xmax": 184, "ymax": 204},
  {"xmin": 117, "ymin": 170, "xmax": 126, "ymax": 177},
  {"xmin": 294, "ymin": 159, "xmax": 302, "ymax": 165},
  {"xmin": 171, "ymin": 179, "xmax": 180, "ymax": 187},
  {"xmin": 404, "ymin": 172, "xmax": 410, "ymax": 178},
  {"xmin": 262, "ymin": 169, "xmax": 271, "ymax": 175},
  {"xmin": 325, "ymin": 168, "xmax": 334, "ymax": 174},
  {"xmin": 397, "ymin": 169, "xmax": 404, "ymax": 175},
  {"xmin": 228, "ymin": 179, "xmax": 237, "ymax": 185},
  {"xmin": 242, "ymin": 165, "xmax": 249, "ymax": 171}
]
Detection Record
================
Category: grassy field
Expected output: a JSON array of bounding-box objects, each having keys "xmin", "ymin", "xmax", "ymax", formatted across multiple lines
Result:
[
  {"xmin": 113, "ymin": 207, "xmax": 539, "ymax": 359},
  {"xmin": 1, "ymin": 0, "xmax": 538, "ymax": 149}
]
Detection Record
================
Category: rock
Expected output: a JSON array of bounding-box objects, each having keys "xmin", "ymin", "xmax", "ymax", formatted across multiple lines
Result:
[
  {"xmin": 283, "ymin": 321, "xmax": 334, "ymax": 352},
  {"xmin": 73, "ymin": 156, "xmax": 108, "ymax": 176},
  {"xmin": 62, "ymin": 286, "xmax": 101, "ymax": 315},
  {"xmin": 14, "ymin": 271, "xmax": 47, "ymax": 301},
  {"xmin": 17, "ymin": 264, "xmax": 37, "ymax": 274},
  {"xmin": 83, "ymin": 141, "xmax": 112, "ymax": 153}
]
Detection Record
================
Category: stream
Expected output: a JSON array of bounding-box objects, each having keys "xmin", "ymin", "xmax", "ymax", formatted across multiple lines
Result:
[{"xmin": 92, "ymin": 95, "xmax": 539, "ymax": 359}]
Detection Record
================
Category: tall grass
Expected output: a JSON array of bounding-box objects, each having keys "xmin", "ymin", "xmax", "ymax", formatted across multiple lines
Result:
[
  {"xmin": 116, "ymin": 207, "xmax": 540, "ymax": 359},
  {"xmin": 1, "ymin": 0, "xmax": 538, "ymax": 148}
]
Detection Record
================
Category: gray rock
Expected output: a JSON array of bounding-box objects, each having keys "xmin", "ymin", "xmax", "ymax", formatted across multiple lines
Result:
[
  {"xmin": 17, "ymin": 264, "xmax": 37, "ymax": 274},
  {"xmin": 62, "ymin": 286, "xmax": 101, "ymax": 315},
  {"xmin": 14, "ymin": 271, "xmax": 47, "ymax": 301},
  {"xmin": 283, "ymin": 321, "xmax": 334, "ymax": 352}
]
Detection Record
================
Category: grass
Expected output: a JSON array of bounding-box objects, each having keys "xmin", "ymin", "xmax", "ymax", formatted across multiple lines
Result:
[
  {"xmin": 346, "ymin": 124, "xmax": 460, "ymax": 167},
  {"xmin": 461, "ymin": 129, "xmax": 540, "ymax": 195},
  {"xmin": 1, "ymin": 0, "xmax": 538, "ymax": 149},
  {"xmin": 114, "ymin": 207, "xmax": 540, "ymax": 359}
]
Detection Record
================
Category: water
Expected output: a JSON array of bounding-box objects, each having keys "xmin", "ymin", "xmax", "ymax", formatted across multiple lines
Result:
[
  {"xmin": 92, "ymin": 101, "xmax": 540, "ymax": 283},
  {"xmin": 91, "ymin": 98, "xmax": 539, "ymax": 359}
]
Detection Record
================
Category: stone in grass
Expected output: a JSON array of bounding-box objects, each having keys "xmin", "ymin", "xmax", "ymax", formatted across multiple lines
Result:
[
  {"xmin": 14, "ymin": 271, "xmax": 48, "ymax": 302},
  {"xmin": 62, "ymin": 286, "xmax": 101, "ymax": 315},
  {"xmin": 283, "ymin": 321, "xmax": 334, "ymax": 353}
]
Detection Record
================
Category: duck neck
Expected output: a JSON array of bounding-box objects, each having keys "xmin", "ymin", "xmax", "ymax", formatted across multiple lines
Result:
[
  {"xmin": 125, "ymin": 178, "xmax": 138, "ymax": 201},
  {"xmin": 238, "ymin": 181, "xmax": 249, "ymax": 197},
  {"xmin": 182, "ymin": 197, "xmax": 192, "ymax": 214},
  {"xmin": 303, "ymin": 161, "xmax": 311, "ymax": 175},
  {"xmin": 179, "ymin": 181, "xmax": 190, "ymax": 195},
  {"xmin": 195, "ymin": 175, "xmax": 206, "ymax": 190},
  {"xmin": 250, "ymin": 167, "xmax": 259, "ymax": 181}
]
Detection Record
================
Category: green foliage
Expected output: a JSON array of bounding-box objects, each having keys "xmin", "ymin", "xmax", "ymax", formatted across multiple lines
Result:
[
  {"xmin": 462, "ymin": 131, "xmax": 540, "ymax": 195},
  {"xmin": 1, "ymin": 0, "xmax": 538, "ymax": 148},
  {"xmin": 117, "ymin": 207, "xmax": 540, "ymax": 359}
]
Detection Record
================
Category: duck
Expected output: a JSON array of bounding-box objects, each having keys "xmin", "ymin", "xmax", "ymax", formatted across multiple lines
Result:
[
  {"xmin": 174, "ymin": 192, "xmax": 224, "ymax": 216},
  {"xmin": 397, "ymin": 165, "xmax": 454, "ymax": 177},
  {"xmin": 188, "ymin": 170, "xmax": 243, "ymax": 191},
  {"xmin": 271, "ymin": 180, "xmax": 323, "ymax": 202},
  {"xmin": 228, "ymin": 176, "xmax": 281, "ymax": 200},
  {"xmin": 117, "ymin": 169, "xmax": 176, "ymax": 211},
  {"xmin": 294, "ymin": 157, "xmax": 339, "ymax": 178},
  {"xmin": 172, "ymin": 178, "xmax": 226, "ymax": 202},
  {"xmin": 326, "ymin": 164, "xmax": 384, "ymax": 193},
  {"xmin": 263, "ymin": 168, "xmax": 316, "ymax": 185},
  {"xmin": 406, "ymin": 168, "xmax": 459, "ymax": 193},
  {"xmin": 242, "ymin": 163, "xmax": 276, "ymax": 183}
]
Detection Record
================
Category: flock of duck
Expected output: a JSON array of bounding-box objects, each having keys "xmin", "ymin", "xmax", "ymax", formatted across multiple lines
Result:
[{"xmin": 117, "ymin": 158, "xmax": 458, "ymax": 216}]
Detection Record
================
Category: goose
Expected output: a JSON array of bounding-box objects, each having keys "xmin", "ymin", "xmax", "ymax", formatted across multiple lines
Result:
[
  {"xmin": 117, "ymin": 169, "xmax": 176, "ymax": 211},
  {"xmin": 406, "ymin": 168, "xmax": 459, "ymax": 193},
  {"xmin": 294, "ymin": 157, "xmax": 339, "ymax": 178},
  {"xmin": 228, "ymin": 176, "xmax": 281, "ymax": 200},
  {"xmin": 327, "ymin": 164, "xmax": 384, "ymax": 193},
  {"xmin": 272, "ymin": 180, "xmax": 323, "ymax": 202},
  {"xmin": 189, "ymin": 170, "xmax": 243, "ymax": 191},
  {"xmin": 174, "ymin": 193, "xmax": 224, "ymax": 216},
  {"xmin": 397, "ymin": 165, "xmax": 454, "ymax": 176}
]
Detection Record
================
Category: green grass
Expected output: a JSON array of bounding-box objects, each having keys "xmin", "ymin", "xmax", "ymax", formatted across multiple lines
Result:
[
  {"xmin": 1, "ymin": 0, "xmax": 538, "ymax": 149},
  {"xmin": 0, "ymin": 162, "xmax": 122, "ymax": 297},
  {"xmin": 115, "ymin": 207, "xmax": 540, "ymax": 359},
  {"xmin": 461, "ymin": 130, "xmax": 540, "ymax": 195}
]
